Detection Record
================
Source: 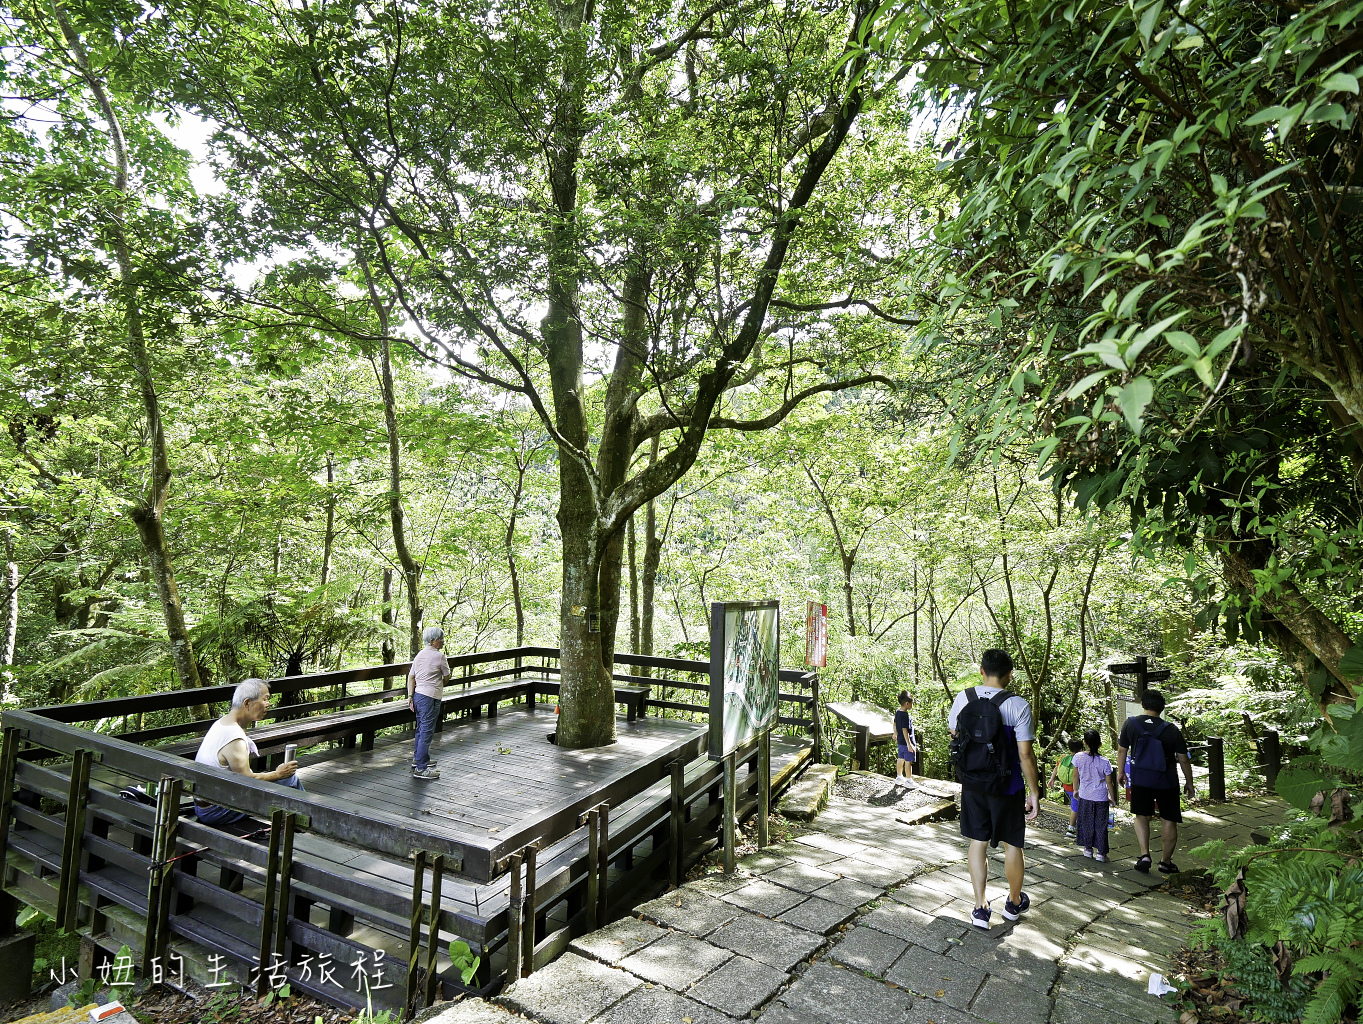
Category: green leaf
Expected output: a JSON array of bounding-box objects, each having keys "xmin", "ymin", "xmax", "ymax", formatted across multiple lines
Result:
[
  {"xmin": 1321, "ymin": 71, "xmax": 1360, "ymax": 94},
  {"xmin": 1340, "ymin": 645, "xmax": 1363, "ymax": 680},
  {"xmin": 1244, "ymin": 105, "xmax": 1291, "ymax": 126},
  {"xmin": 1118, "ymin": 376, "xmax": 1154, "ymax": 435},
  {"xmin": 1065, "ymin": 369, "xmax": 1114, "ymax": 399},
  {"xmin": 1276, "ymin": 763, "xmax": 1332, "ymax": 810}
]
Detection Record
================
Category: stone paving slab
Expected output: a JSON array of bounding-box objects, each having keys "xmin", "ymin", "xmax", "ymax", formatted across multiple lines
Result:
[
  {"xmin": 763, "ymin": 861, "xmax": 841, "ymax": 894},
  {"xmin": 422, "ymin": 1001, "xmax": 525, "ymax": 1024},
  {"xmin": 829, "ymin": 924, "xmax": 911, "ymax": 975},
  {"xmin": 860, "ymin": 903, "xmax": 968, "ymax": 954},
  {"xmin": 970, "ymin": 976, "xmax": 1053, "ymax": 1024},
  {"xmin": 722, "ymin": 878, "xmax": 808, "ymax": 917},
  {"xmin": 637, "ymin": 889, "xmax": 739, "ymax": 936},
  {"xmin": 707, "ymin": 911, "xmax": 826, "ymax": 971},
  {"xmin": 824, "ymin": 855, "xmax": 915, "ymax": 888},
  {"xmin": 619, "ymin": 931, "xmax": 734, "ymax": 990},
  {"xmin": 593, "ymin": 986, "xmax": 740, "ymax": 1024},
  {"xmin": 776, "ymin": 894, "xmax": 858, "ymax": 934},
  {"xmin": 812, "ymin": 875, "xmax": 885, "ymax": 907},
  {"xmin": 500, "ymin": 952, "xmax": 641, "ymax": 1024},
  {"xmin": 885, "ymin": 944, "xmax": 987, "ymax": 1009},
  {"xmin": 688, "ymin": 955, "xmax": 790, "ymax": 1017},
  {"xmin": 776, "ymin": 961, "xmax": 914, "ymax": 1024},
  {"xmin": 569, "ymin": 917, "xmax": 670, "ymax": 965}
]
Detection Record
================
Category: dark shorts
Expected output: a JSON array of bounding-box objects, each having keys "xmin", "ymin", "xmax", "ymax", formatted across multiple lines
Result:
[
  {"xmin": 897, "ymin": 746, "xmax": 916, "ymax": 763},
  {"xmin": 960, "ymin": 788, "xmax": 1027, "ymax": 848},
  {"xmin": 1130, "ymin": 785, "xmax": 1182, "ymax": 822}
]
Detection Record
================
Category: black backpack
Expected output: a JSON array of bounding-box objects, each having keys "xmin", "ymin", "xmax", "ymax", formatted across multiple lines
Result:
[
  {"xmin": 950, "ymin": 688, "xmax": 1018, "ymax": 794},
  {"xmin": 1128, "ymin": 718, "xmax": 1172, "ymax": 788}
]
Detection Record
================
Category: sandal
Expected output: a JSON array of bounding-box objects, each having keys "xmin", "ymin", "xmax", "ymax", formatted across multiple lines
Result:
[
  {"xmin": 1158, "ymin": 861, "xmax": 1179, "ymax": 874},
  {"xmin": 1135, "ymin": 854, "xmax": 1152, "ymax": 873}
]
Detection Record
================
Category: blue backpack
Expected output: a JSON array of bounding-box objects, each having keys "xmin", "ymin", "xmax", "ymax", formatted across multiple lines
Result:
[{"xmin": 1129, "ymin": 718, "xmax": 1171, "ymax": 788}]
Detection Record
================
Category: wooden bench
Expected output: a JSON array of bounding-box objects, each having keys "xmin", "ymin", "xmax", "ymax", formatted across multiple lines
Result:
[{"xmin": 826, "ymin": 701, "xmax": 896, "ymax": 769}]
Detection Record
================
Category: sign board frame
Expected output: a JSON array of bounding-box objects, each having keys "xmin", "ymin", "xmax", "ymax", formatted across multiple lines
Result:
[
  {"xmin": 804, "ymin": 601, "xmax": 827, "ymax": 668},
  {"xmin": 708, "ymin": 600, "xmax": 781, "ymax": 762}
]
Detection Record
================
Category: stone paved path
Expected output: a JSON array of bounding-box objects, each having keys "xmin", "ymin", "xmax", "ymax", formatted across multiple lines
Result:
[{"xmin": 428, "ymin": 791, "xmax": 1287, "ymax": 1024}]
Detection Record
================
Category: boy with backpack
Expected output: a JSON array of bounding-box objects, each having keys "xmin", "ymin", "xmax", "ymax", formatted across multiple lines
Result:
[
  {"xmin": 948, "ymin": 648, "xmax": 1040, "ymax": 930},
  {"xmin": 1047, "ymin": 738, "xmax": 1084, "ymax": 838},
  {"xmin": 1117, "ymin": 689, "xmax": 1195, "ymax": 874}
]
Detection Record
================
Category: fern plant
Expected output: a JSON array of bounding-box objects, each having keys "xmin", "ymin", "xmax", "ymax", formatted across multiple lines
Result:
[{"xmin": 1186, "ymin": 693, "xmax": 1363, "ymax": 1024}]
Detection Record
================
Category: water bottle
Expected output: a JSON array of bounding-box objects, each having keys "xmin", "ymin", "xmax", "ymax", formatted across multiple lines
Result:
[{"xmin": 1108, "ymin": 809, "xmax": 1115, "ymax": 828}]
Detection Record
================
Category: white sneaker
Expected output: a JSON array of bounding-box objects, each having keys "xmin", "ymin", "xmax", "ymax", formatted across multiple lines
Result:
[
  {"xmin": 412, "ymin": 766, "xmax": 441, "ymax": 780},
  {"xmin": 894, "ymin": 776, "xmax": 909, "ymax": 787},
  {"xmin": 1094, "ymin": 853, "xmax": 1107, "ymax": 863}
]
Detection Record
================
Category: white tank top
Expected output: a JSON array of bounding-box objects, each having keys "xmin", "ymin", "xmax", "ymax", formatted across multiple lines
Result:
[{"xmin": 195, "ymin": 717, "xmax": 257, "ymax": 770}]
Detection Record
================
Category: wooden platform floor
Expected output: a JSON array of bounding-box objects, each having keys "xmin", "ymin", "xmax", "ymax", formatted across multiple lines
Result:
[{"xmin": 297, "ymin": 705, "xmax": 706, "ymax": 843}]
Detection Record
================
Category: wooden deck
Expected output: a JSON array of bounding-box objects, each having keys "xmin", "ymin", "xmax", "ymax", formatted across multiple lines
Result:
[{"xmin": 298, "ymin": 706, "xmax": 707, "ymax": 848}]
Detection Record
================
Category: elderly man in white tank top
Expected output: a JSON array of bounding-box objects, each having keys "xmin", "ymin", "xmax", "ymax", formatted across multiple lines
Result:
[{"xmin": 193, "ymin": 678, "xmax": 302, "ymax": 828}]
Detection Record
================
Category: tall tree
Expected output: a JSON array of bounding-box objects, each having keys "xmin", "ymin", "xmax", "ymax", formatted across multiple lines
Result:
[{"xmin": 186, "ymin": 0, "xmax": 906, "ymax": 745}]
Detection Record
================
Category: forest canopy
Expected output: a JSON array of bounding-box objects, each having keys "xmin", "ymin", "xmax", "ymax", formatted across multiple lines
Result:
[{"xmin": 0, "ymin": 0, "xmax": 1359, "ymax": 750}]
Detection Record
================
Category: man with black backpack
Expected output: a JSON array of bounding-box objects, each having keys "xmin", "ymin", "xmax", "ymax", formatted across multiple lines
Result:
[
  {"xmin": 948, "ymin": 648, "xmax": 1040, "ymax": 930},
  {"xmin": 1116, "ymin": 689, "xmax": 1195, "ymax": 875}
]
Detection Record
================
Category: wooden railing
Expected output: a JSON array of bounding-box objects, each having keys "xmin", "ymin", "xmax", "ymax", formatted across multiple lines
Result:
[{"xmin": 0, "ymin": 645, "xmax": 819, "ymax": 1013}]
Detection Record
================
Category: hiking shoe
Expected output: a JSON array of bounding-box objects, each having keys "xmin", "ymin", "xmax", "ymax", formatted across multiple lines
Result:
[
  {"xmin": 1001, "ymin": 893, "xmax": 1030, "ymax": 921},
  {"xmin": 412, "ymin": 766, "xmax": 441, "ymax": 780},
  {"xmin": 1083, "ymin": 848, "xmax": 1093, "ymax": 858},
  {"xmin": 971, "ymin": 905, "xmax": 992, "ymax": 930}
]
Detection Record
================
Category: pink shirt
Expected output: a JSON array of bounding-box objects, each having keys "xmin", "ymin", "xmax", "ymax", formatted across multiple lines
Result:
[{"xmin": 1073, "ymin": 751, "xmax": 1113, "ymax": 802}]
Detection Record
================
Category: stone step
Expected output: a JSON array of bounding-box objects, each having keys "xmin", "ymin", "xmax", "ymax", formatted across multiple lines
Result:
[{"xmin": 777, "ymin": 764, "xmax": 838, "ymax": 821}]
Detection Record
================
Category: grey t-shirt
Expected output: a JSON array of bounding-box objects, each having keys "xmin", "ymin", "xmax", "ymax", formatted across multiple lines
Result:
[
  {"xmin": 408, "ymin": 645, "xmax": 450, "ymax": 700},
  {"xmin": 948, "ymin": 686, "xmax": 1036, "ymax": 741}
]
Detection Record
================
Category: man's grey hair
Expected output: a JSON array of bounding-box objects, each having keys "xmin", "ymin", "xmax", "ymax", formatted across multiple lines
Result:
[
  {"xmin": 232, "ymin": 678, "xmax": 270, "ymax": 708},
  {"xmin": 422, "ymin": 625, "xmax": 445, "ymax": 646}
]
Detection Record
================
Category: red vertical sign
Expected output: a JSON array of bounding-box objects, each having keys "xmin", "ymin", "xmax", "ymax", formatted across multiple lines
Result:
[{"xmin": 805, "ymin": 601, "xmax": 827, "ymax": 668}]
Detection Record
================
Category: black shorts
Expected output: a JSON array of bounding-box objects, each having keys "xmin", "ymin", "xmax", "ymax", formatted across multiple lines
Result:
[
  {"xmin": 1129, "ymin": 785, "xmax": 1182, "ymax": 822},
  {"xmin": 960, "ymin": 788, "xmax": 1027, "ymax": 848}
]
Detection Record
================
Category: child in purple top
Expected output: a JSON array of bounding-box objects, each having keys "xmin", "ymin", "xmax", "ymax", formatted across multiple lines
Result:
[{"xmin": 1072, "ymin": 728, "xmax": 1118, "ymax": 861}]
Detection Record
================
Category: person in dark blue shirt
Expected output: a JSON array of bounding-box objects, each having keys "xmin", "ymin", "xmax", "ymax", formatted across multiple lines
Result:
[{"xmin": 894, "ymin": 691, "xmax": 917, "ymax": 788}]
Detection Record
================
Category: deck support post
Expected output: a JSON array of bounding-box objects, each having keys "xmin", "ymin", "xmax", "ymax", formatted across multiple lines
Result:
[
  {"xmin": 854, "ymin": 725, "xmax": 869, "ymax": 771},
  {"xmin": 669, "ymin": 759, "xmax": 685, "ymax": 887},
  {"xmin": 143, "ymin": 776, "xmax": 184, "ymax": 978},
  {"xmin": 56, "ymin": 748, "xmax": 93, "ymax": 931},
  {"xmin": 0, "ymin": 727, "xmax": 20, "ymax": 925},
  {"xmin": 758, "ymin": 729, "xmax": 770, "ymax": 850},
  {"xmin": 255, "ymin": 808, "xmax": 286, "ymax": 999},
  {"xmin": 1261, "ymin": 729, "xmax": 1281, "ymax": 790},
  {"xmin": 424, "ymin": 854, "xmax": 445, "ymax": 1006},
  {"xmin": 506, "ymin": 851, "xmax": 523, "ymax": 984},
  {"xmin": 272, "ymin": 812, "xmax": 296, "ymax": 968},
  {"xmin": 810, "ymin": 675, "xmax": 822, "ymax": 763},
  {"xmin": 1207, "ymin": 736, "xmax": 1226, "ymax": 802},
  {"xmin": 583, "ymin": 809, "xmax": 599, "ymax": 930},
  {"xmin": 406, "ymin": 850, "xmax": 428, "ymax": 1016},
  {"xmin": 722, "ymin": 752, "xmax": 737, "ymax": 874},
  {"xmin": 596, "ymin": 805, "xmax": 609, "ymax": 926},
  {"xmin": 521, "ymin": 843, "xmax": 537, "ymax": 978}
]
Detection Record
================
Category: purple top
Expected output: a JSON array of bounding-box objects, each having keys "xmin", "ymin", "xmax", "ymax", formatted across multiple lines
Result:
[{"xmin": 1073, "ymin": 752, "xmax": 1113, "ymax": 802}]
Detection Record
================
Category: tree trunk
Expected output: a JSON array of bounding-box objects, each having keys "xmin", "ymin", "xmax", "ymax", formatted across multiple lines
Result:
[
  {"xmin": 381, "ymin": 567, "xmax": 395, "ymax": 690},
  {"xmin": 361, "ymin": 260, "xmax": 424, "ymax": 659},
  {"xmin": 1221, "ymin": 543, "xmax": 1355, "ymax": 703},
  {"xmin": 628, "ymin": 514, "xmax": 639, "ymax": 655},
  {"xmin": 1, "ymin": 529, "xmax": 16, "ymax": 700},
  {"xmin": 639, "ymin": 438, "xmax": 663, "ymax": 679},
  {"xmin": 320, "ymin": 453, "xmax": 336, "ymax": 588},
  {"xmin": 506, "ymin": 460, "xmax": 526, "ymax": 648},
  {"xmin": 52, "ymin": 6, "xmax": 205, "ymax": 709}
]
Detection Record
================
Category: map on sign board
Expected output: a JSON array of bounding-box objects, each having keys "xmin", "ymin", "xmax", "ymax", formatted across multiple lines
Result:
[{"xmin": 708, "ymin": 600, "xmax": 780, "ymax": 759}]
